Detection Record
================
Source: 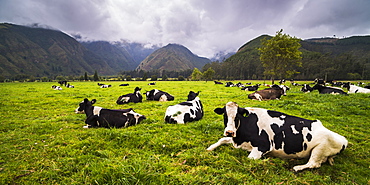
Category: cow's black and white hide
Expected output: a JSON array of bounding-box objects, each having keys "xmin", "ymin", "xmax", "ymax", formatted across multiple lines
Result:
[
  {"xmin": 148, "ymin": 82, "xmax": 156, "ymax": 85},
  {"xmin": 52, "ymin": 85, "xmax": 62, "ymax": 90},
  {"xmin": 66, "ymin": 83, "xmax": 74, "ymax": 88},
  {"xmin": 207, "ymin": 102, "xmax": 348, "ymax": 171},
  {"xmin": 241, "ymin": 85, "xmax": 259, "ymax": 91},
  {"xmin": 214, "ymin": 81, "xmax": 223, "ymax": 85},
  {"xmin": 116, "ymin": 87, "xmax": 143, "ymax": 104},
  {"xmin": 145, "ymin": 89, "xmax": 174, "ymax": 101},
  {"xmin": 75, "ymin": 98, "xmax": 146, "ymax": 128},
  {"xmin": 165, "ymin": 91, "xmax": 203, "ymax": 124},
  {"xmin": 225, "ymin": 82, "xmax": 235, "ymax": 87},
  {"xmin": 312, "ymin": 84, "xmax": 347, "ymax": 95},
  {"xmin": 248, "ymin": 85, "xmax": 288, "ymax": 101},
  {"xmin": 342, "ymin": 82, "xmax": 370, "ymax": 93},
  {"xmin": 119, "ymin": 84, "xmax": 129, "ymax": 86},
  {"xmin": 300, "ymin": 84, "xmax": 313, "ymax": 93}
]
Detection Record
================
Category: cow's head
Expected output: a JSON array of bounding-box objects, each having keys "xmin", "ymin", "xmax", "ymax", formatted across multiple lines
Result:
[
  {"xmin": 214, "ymin": 102, "xmax": 248, "ymax": 137},
  {"xmin": 75, "ymin": 98, "xmax": 96, "ymax": 114},
  {"xmin": 134, "ymin": 87, "xmax": 142, "ymax": 92},
  {"xmin": 187, "ymin": 91, "xmax": 200, "ymax": 101},
  {"xmin": 123, "ymin": 110, "xmax": 146, "ymax": 126}
]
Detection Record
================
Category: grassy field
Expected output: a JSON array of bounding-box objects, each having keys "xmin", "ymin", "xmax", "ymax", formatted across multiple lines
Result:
[{"xmin": 0, "ymin": 81, "xmax": 369, "ymax": 184}]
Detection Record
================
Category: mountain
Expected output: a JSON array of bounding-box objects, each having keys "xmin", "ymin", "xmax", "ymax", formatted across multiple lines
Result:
[
  {"xmin": 113, "ymin": 41, "xmax": 160, "ymax": 66},
  {"xmin": 136, "ymin": 43, "xmax": 211, "ymax": 71},
  {"xmin": 81, "ymin": 41, "xmax": 137, "ymax": 71},
  {"xmin": 0, "ymin": 23, "xmax": 119, "ymax": 77},
  {"xmin": 204, "ymin": 35, "xmax": 370, "ymax": 80}
]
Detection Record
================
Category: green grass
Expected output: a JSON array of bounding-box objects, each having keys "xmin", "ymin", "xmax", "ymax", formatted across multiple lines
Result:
[{"xmin": 0, "ymin": 81, "xmax": 369, "ymax": 184}]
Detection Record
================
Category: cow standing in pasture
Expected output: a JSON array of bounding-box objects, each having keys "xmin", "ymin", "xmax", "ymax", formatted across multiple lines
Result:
[
  {"xmin": 342, "ymin": 82, "xmax": 370, "ymax": 93},
  {"xmin": 116, "ymin": 87, "xmax": 143, "ymax": 104},
  {"xmin": 165, "ymin": 91, "xmax": 203, "ymax": 124},
  {"xmin": 207, "ymin": 102, "xmax": 348, "ymax": 171},
  {"xmin": 145, "ymin": 89, "xmax": 174, "ymax": 101},
  {"xmin": 75, "ymin": 98, "xmax": 146, "ymax": 128},
  {"xmin": 312, "ymin": 84, "xmax": 347, "ymax": 95},
  {"xmin": 248, "ymin": 85, "xmax": 288, "ymax": 101}
]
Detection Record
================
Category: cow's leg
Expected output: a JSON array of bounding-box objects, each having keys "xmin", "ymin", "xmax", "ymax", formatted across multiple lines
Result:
[
  {"xmin": 247, "ymin": 147, "xmax": 264, "ymax": 159},
  {"xmin": 206, "ymin": 137, "xmax": 233, "ymax": 151},
  {"xmin": 292, "ymin": 145, "xmax": 330, "ymax": 171}
]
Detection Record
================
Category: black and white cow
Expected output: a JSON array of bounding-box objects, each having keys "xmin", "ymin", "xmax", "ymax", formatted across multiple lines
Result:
[
  {"xmin": 342, "ymin": 82, "xmax": 370, "ymax": 93},
  {"xmin": 52, "ymin": 85, "xmax": 62, "ymax": 90},
  {"xmin": 145, "ymin": 89, "xmax": 174, "ymax": 101},
  {"xmin": 75, "ymin": 98, "xmax": 146, "ymax": 128},
  {"xmin": 300, "ymin": 84, "xmax": 313, "ymax": 93},
  {"xmin": 248, "ymin": 85, "xmax": 288, "ymax": 101},
  {"xmin": 116, "ymin": 87, "xmax": 143, "ymax": 104},
  {"xmin": 214, "ymin": 81, "xmax": 223, "ymax": 85},
  {"xmin": 58, "ymin": 80, "xmax": 67, "ymax": 86},
  {"xmin": 119, "ymin": 84, "xmax": 129, "ymax": 86},
  {"xmin": 225, "ymin": 82, "xmax": 235, "ymax": 87},
  {"xmin": 148, "ymin": 82, "xmax": 156, "ymax": 85},
  {"xmin": 165, "ymin": 91, "xmax": 203, "ymax": 124},
  {"xmin": 66, "ymin": 83, "xmax": 74, "ymax": 88},
  {"xmin": 312, "ymin": 84, "xmax": 347, "ymax": 95},
  {"xmin": 241, "ymin": 85, "xmax": 259, "ymax": 91},
  {"xmin": 207, "ymin": 102, "xmax": 348, "ymax": 171}
]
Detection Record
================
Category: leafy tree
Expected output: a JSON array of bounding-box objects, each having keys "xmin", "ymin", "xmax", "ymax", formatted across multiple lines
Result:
[
  {"xmin": 258, "ymin": 29, "xmax": 302, "ymax": 84},
  {"xmin": 202, "ymin": 67, "xmax": 215, "ymax": 82},
  {"xmin": 84, "ymin": 72, "xmax": 88, "ymax": 81},
  {"xmin": 93, "ymin": 71, "xmax": 99, "ymax": 81},
  {"xmin": 162, "ymin": 74, "xmax": 168, "ymax": 81},
  {"xmin": 191, "ymin": 68, "xmax": 203, "ymax": 81},
  {"xmin": 151, "ymin": 75, "xmax": 158, "ymax": 81}
]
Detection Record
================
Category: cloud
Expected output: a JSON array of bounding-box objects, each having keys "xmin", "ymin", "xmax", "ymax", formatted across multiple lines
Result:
[{"xmin": 0, "ymin": 0, "xmax": 369, "ymax": 57}]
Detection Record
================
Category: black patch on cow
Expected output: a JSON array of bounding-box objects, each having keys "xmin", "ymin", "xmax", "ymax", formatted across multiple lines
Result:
[
  {"xmin": 179, "ymin": 102, "xmax": 192, "ymax": 106},
  {"xmin": 303, "ymin": 143, "xmax": 308, "ymax": 150},
  {"xmin": 268, "ymin": 110, "xmax": 283, "ymax": 118},
  {"xmin": 340, "ymin": 145, "xmax": 346, "ymax": 153},
  {"xmin": 271, "ymin": 123, "xmax": 283, "ymax": 150},
  {"xmin": 183, "ymin": 113, "xmax": 191, "ymax": 122},
  {"xmin": 190, "ymin": 109, "xmax": 194, "ymax": 115},
  {"xmin": 306, "ymin": 133, "xmax": 312, "ymax": 142}
]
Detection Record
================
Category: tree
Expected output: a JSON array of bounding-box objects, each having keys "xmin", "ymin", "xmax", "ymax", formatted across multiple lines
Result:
[
  {"xmin": 84, "ymin": 72, "xmax": 88, "ymax": 81},
  {"xmin": 202, "ymin": 67, "xmax": 215, "ymax": 82},
  {"xmin": 258, "ymin": 29, "xmax": 302, "ymax": 84},
  {"xmin": 93, "ymin": 70, "xmax": 99, "ymax": 81},
  {"xmin": 191, "ymin": 68, "xmax": 203, "ymax": 81}
]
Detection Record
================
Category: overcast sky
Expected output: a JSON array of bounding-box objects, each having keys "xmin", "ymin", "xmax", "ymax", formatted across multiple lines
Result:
[{"xmin": 1, "ymin": 0, "xmax": 369, "ymax": 58}]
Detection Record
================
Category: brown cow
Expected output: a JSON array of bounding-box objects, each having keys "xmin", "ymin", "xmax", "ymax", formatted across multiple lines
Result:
[{"xmin": 248, "ymin": 85, "xmax": 288, "ymax": 101}]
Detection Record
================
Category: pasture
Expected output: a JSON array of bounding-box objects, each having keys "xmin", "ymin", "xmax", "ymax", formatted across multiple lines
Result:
[{"xmin": 0, "ymin": 81, "xmax": 369, "ymax": 184}]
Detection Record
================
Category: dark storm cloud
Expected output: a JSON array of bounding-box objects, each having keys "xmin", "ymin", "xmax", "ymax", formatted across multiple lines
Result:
[{"xmin": 0, "ymin": 0, "xmax": 369, "ymax": 57}]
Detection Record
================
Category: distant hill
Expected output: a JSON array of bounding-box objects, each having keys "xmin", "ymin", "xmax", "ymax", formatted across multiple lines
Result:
[
  {"xmin": 81, "ymin": 41, "xmax": 137, "ymax": 71},
  {"xmin": 203, "ymin": 35, "xmax": 370, "ymax": 80},
  {"xmin": 0, "ymin": 23, "xmax": 120, "ymax": 77},
  {"xmin": 136, "ymin": 43, "xmax": 211, "ymax": 71}
]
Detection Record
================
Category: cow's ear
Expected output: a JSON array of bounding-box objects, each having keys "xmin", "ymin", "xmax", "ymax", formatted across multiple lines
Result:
[
  {"xmin": 238, "ymin": 108, "xmax": 249, "ymax": 117},
  {"xmin": 214, "ymin": 108, "xmax": 224, "ymax": 115},
  {"xmin": 91, "ymin": 99, "xmax": 97, "ymax": 104},
  {"xmin": 84, "ymin": 98, "xmax": 89, "ymax": 103}
]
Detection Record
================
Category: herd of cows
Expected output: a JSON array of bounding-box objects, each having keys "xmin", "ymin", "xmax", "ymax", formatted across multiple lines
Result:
[{"xmin": 52, "ymin": 79, "xmax": 369, "ymax": 171}]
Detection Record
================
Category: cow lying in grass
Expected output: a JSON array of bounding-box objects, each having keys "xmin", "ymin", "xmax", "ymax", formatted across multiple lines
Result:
[
  {"xmin": 207, "ymin": 102, "xmax": 348, "ymax": 171},
  {"xmin": 342, "ymin": 82, "xmax": 370, "ymax": 93},
  {"xmin": 76, "ymin": 98, "xmax": 146, "ymax": 128},
  {"xmin": 116, "ymin": 87, "xmax": 143, "ymax": 104},
  {"xmin": 165, "ymin": 91, "xmax": 203, "ymax": 124},
  {"xmin": 145, "ymin": 89, "xmax": 174, "ymax": 101}
]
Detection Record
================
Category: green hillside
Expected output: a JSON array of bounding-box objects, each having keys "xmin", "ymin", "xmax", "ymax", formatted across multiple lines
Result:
[
  {"xmin": 137, "ymin": 44, "xmax": 211, "ymax": 71},
  {"xmin": 203, "ymin": 35, "xmax": 370, "ymax": 80}
]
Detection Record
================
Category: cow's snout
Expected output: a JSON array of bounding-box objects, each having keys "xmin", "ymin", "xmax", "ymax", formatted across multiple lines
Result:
[{"xmin": 225, "ymin": 130, "xmax": 235, "ymax": 137}]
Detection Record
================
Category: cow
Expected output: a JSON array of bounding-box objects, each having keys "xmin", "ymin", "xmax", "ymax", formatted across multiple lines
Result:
[
  {"xmin": 225, "ymin": 82, "xmax": 235, "ymax": 87},
  {"xmin": 236, "ymin": 82, "xmax": 245, "ymax": 88},
  {"xmin": 165, "ymin": 91, "xmax": 203, "ymax": 124},
  {"xmin": 145, "ymin": 89, "xmax": 174, "ymax": 101},
  {"xmin": 66, "ymin": 83, "xmax": 74, "ymax": 88},
  {"xmin": 314, "ymin": 78, "xmax": 325, "ymax": 85},
  {"xmin": 279, "ymin": 79, "xmax": 286, "ymax": 84},
  {"xmin": 241, "ymin": 85, "xmax": 259, "ymax": 91},
  {"xmin": 75, "ymin": 98, "xmax": 146, "ymax": 128},
  {"xmin": 52, "ymin": 85, "xmax": 62, "ymax": 90},
  {"xmin": 116, "ymin": 87, "xmax": 143, "ymax": 104},
  {"xmin": 342, "ymin": 82, "xmax": 370, "ymax": 93},
  {"xmin": 312, "ymin": 84, "xmax": 347, "ymax": 95},
  {"xmin": 119, "ymin": 84, "xmax": 129, "ymax": 86},
  {"xmin": 100, "ymin": 84, "xmax": 112, "ymax": 88},
  {"xmin": 214, "ymin": 81, "xmax": 223, "ymax": 85},
  {"xmin": 58, "ymin": 80, "xmax": 67, "ymax": 86},
  {"xmin": 248, "ymin": 85, "xmax": 288, "ymax": 101},
  {"xmin": 148, "ymin": 82, "xmax": 156, "ymax": 85},
  {"xmin": 300, "ymin": 84, "xmax": 313, "ymax": 93},
  {"xmin": 207, "ymin": 102, "xmax": 348, "ymax": 171}
]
